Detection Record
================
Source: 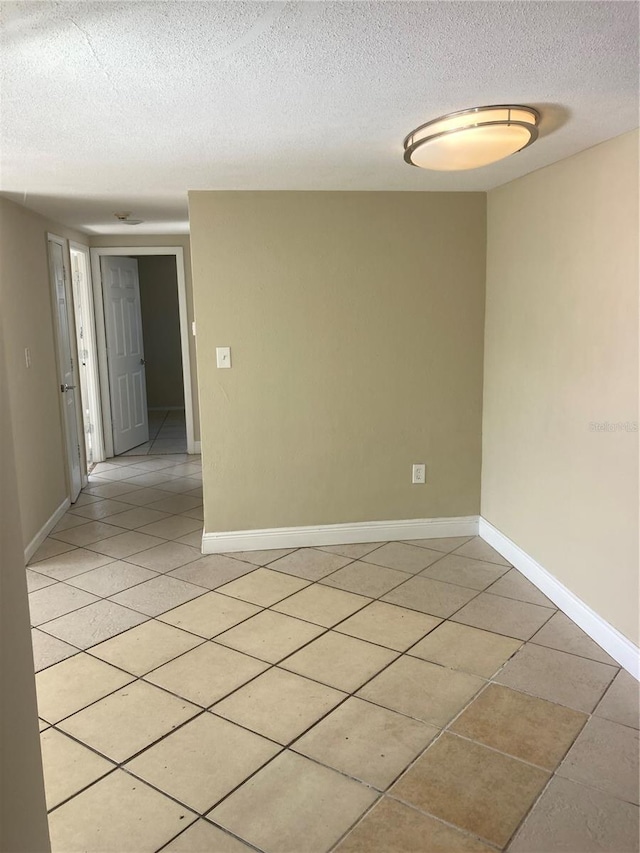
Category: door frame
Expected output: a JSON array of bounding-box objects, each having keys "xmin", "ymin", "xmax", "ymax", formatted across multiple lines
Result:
[
  {"xmin": 90, "ymin": 246, "xmax": 196, "ymax": 457},
  {"xmin": 69, "ymin": 241, "xmax": 105, "ymax": 464},
  {"xmin": 47, "ymin": 233, "xmax": 88, "ymax": 494}
]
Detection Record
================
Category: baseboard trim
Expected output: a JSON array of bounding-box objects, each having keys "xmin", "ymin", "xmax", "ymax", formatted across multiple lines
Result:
[
  {"xmin": 203, "ymin": 515, "xmax": 479, "ymax": 555},
  {"xmin": 24, "ymin": 497, "xmax": 71, "ymax": 565},
  {"xmin": 479, "ymin": 517, "xmax": 639, "ymax": 680},
  {"xmin": 192, "ymin": 441, "xmax": 202, "ymax": 454}
]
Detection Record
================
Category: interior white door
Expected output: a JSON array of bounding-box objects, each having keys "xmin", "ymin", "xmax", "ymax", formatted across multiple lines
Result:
[
  {"xmin": 48, "ymin": 239, "xmax": 83, "ymax": 501},
  {"xmin": 101, "ymin": 256, "xmax": 149, "ymax": 455}
]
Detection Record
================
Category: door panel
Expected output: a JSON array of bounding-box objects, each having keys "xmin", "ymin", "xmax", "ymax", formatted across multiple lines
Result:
[
  {"xmin": 101, "ymin": 256, "xmax": 149, "ymax": 455},
  {"xmin": 48, "ymin": 239, "xmax": 83, "ymax": 501}
]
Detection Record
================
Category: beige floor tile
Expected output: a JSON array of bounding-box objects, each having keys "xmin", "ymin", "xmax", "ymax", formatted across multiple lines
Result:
[
  {"xmin": 213, "ymin": 667, "xmax": 346, "ymax": 744},
  {"xmin": 336, "ymin": 796, "xmax": 494, "ymax": 853},
  {"xmin": 216, "ymin": 609, "xmax": 325, "ymax": 663},
  {"xmin": 530, "ymin": 611, "xmax": 617, "ymax": 664},
  {"xmin": 382, "ymin": 575, "xmax": 478, "ymax": 618},
  {"xmin": 485, "ymin": 567, "xmax": 554, "ymax": 607},
  {"xmin": 68, "ymin": 498, "xmax": 133, "ymax": 520},
  {"xmin": 267, "ymin": 548, "xmax": 352, "ymax": 580},
  {"xmin": 86, "ymin": 530, "xmax": 166, "ymax": 558},
  {"xmin": 318, "ymin": 542, "xmax": 386, "ymax": 559},
  {"xmin": 594, "ymin": 669, "xmax": 640, "ymax": 729},
  {"xmin": 557, "ymin": 715, "xmax": 639, "ymax": 804},
  {"xmin": 362, "ymin": 542, "xmax": 444, "ymax": 573},
  {"xmin": 29, "ymin": 538, "xmax": 77, "ymax": 564},
  {"xmin": 90, "ymin": 620, "xmax": 202, "ymax": 675},
  {"xmin": 169, "ymin": 554, "xmax": 255, "ymax": 589},
  {"xmin": 28, "ymin": 584, "xmax": 99, "ymax": 626},
  {"xmin": 175, "ymin": 530, "xmax": 203, "ymax": 547},
  {"xmin": 451, "ymin": 592, "xmax": 554, "ymax": 640},
  {"xmin": 218, "ymin": 567, "xmax": 310, "ymax": 607},
  {"xmin": 180, "ymin": 505, "xmax": 204, "ymax": 521},
  {"xmin": 281, "ymin": 631, "xmax": 398, "ymax": 692},
  {"xmin": 50, "ymin": 520, "xmax": 126, "ymax": 547},
  {"xmin": 509, "ymin": 776, "xmax": 640, "ymax": 853},
  {"xmin": 122, "ymin": 471, "xmax": 177, "ymax": 488},
  {"xmin": 110, "ymin": 574, "xmax": 204, "ymax": 616},
  {"xmin": 83, "ymin": 481, "xmax": 142, "ymax": 499},
  {"xmin": 53, "ymin": 512, "xmax": 94, "ymax": 533},
  {"xmin": 452, "ymin": 683, "xmax": 587, "ymax": 770},
  {"xmin": 26, "ymin": 569, "xmax": 57, "ymax": 592},
  {"xmin": 402, "ymin": 536, "xmax": 474, "ymax": 554},
  {"xmin": 146, "ymin": 641, "xmax": 269, "ymax": 706},
  {"xmin": 40, "ymin": 728, "xmax": 114, "ymax": 809},
  {"xmin": 41, "ymin": 599, "xmax": 149, "ymax": 649},
  {"xmin": 124, "ymin": 541, "xmax": 201, "ymax": 572},
  {"xmin": 27, "ymin": 548, "xmax": 114, "ymax": 580},
  {"xmin": 391, "ymin": 733, "xmax": 549, "ymax": 847},
  {"xmin": 294, "ymin": 696, "xmax": 437, "ymax": 790},
  {"xmin": 223, "ymin": 547, "xmax": 295, "ymax": 566},
  {"xmin": 273, "ymin": 584, "xmax": 372, "ymax": 627},
  {"xmin": 99, "ymin": 506, "xmax": 170, "ymax": 530},
  {"xmin": 451, "ymin": 537, "xmax": 510, "ymax": 566},
  {"xmin": 59, "ymin": 681, "xmax": 200, "ymax": 762},
  {"xmin": 126, "ymin": 713, "xmax": 280, "ymax": 812},
  {"xmin": 70, "ymin": 491, "xmax": 104, "ymax": 505},
  {"xmin": 65, "ymin": 560, "xmax": 157, "ymax": 596},
  {"xmin": 162, "ymin": 820, "xmax": 254, "ymax": 852},
  {"xmin": 153, "ymin": 477, "xmax": 202, "ymax": 495},
  {"xmin": 115, "ymin": 487, "xmax": 172, "ymax": 506},
  {"xmin": 137, "ymin": 515, "xmax": 202, "ymax": 539},
  {"xmin": 496, "ymin": 643, "xmax": 618, "ymax": 713},
  {"xmin": 420, "ymin": 553, "xmax": 508, "ymax": 590},
  {"xmin": 36, "ymin": 653, "xmax": 134, "ymax": 723},
  {"xmin": 147, "ymin": 494, "xmax": 203, "ymax": 514},
  {"xmin": 321, "ymin": 561, "xmax": 411, "ymax": 597},
  {"xmin": 48, "ymin": 769, "xmax": 195, "ymax": 853},
  {"xmin": 408, "ymin": 621, "xmax": 521, "ymax": 677},
  {"xmin": 335, "ymin": 601, "xmax": 441, "ymax": 651},
  {"xmin": 158, "ymin": 591, "xmax": 261, "ymax": 638},
  {"xmin": 209, "ymin": 751, "xmax": 377, "ymax": 853},
  {"xmin": 38, "ymin": 718, "xmax": 50, "ymax": 732},
  {"xmin": 358, "ymin": 656, "xmax": 483, "ymax": 727},
  {"xmin": 31, "ymin": 629, "xmax": 79, "ymax": 671}
]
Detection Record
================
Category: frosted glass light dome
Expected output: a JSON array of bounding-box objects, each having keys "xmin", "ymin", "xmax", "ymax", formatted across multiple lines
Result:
[{"xmin": 404, "ymin": 105, "xmax": 540, "ymax": 171}]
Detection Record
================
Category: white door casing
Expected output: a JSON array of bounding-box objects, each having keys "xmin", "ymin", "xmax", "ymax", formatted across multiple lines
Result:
[
  {"xmin": 48, "ymin": 237, "xmax": 83, "ymax": 501},
  {"xmin": 100, "ymin": 256, "xmax": 149, "ymax": 455}
]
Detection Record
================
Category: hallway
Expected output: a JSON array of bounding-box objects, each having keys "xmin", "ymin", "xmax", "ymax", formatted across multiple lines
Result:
[{"xmin": 26, "ymin": 457, "xmax": 639, "ymax": 853}]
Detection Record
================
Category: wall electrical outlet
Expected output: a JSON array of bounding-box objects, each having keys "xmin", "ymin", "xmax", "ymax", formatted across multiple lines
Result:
[{"xmin": 412, "ymin": 463, "xmax": 426, "ymax": 484}]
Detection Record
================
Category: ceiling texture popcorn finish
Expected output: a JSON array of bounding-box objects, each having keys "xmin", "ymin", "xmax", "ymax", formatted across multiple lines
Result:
[{"xmin": 0, "ymin": 1, "xmax": 638, "ymax": 234}]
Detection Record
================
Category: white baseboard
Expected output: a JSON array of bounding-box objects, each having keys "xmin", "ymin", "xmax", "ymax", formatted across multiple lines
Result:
[
  {"xmin": 202, "ymin": 515, "xmax": 479, "ymax": 555},
  {"xmin": 24, "ymin": 497, "xmax": 71, "ymax": 565},
  {"xmin": 192, "ymin": 441, "xmax": 201, "ymax": 454},
  {"xmin": 479, "ymin": 518, "xmax": 639, "ymax": 680}
]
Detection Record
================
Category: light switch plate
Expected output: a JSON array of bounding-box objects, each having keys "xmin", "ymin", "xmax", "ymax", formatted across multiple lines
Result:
[{"xmin": 216, "ymin": 346, "xmax": 231, "ymax": 368}]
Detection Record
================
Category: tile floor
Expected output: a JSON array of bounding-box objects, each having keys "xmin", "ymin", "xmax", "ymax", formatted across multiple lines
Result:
[
  {"xmin": 120, "ymin": 408, "xmax": 188, "ymax": 456},
  {"xmin": 27, "ymin": 456, "xmax": 640, "ymax": 853}
]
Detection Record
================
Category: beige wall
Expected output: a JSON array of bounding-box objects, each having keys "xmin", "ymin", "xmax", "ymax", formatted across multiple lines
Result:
[
  {"xmin": 90, "ymin": 235, "xmax": 200, "ymax": 441},
  {"xmin": 135, "ymin": 255, "xmax": 185, "ymax": 409},
  {"xmin": 0, "ymin": 197, "xmax": 88, "ymax": 550},
  {"xmin": 189, "ymin": 191, "xmax": 486, "ymax": 533},
  {"xmin": 482, "ymin": 130, "xmax": 639, "ymax": 644},
  {"xmin": 0, "ymin": 333, "xmax": 51, "ymax": 852}
]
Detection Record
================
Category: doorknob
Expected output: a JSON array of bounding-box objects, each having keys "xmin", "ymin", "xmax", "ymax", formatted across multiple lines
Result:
[{"xmin": 60, "ymin": 384, "xmax": 76, "ymax": 392}]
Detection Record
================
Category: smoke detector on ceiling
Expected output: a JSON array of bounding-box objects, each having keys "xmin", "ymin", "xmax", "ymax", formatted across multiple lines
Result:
[{"xmin": 114, "ymin": 212, "xmax": 144, "ymax": 225}]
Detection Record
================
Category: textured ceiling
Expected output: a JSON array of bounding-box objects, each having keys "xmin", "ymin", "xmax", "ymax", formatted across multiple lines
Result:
[{"xmin": 1, "ymin": 1, "xmax": 638, "ymax": 234}]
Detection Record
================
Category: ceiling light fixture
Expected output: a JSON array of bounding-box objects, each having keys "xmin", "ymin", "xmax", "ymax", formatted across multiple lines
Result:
[
  {"xmin": 114, "ymin": 212, "xmax": 144, "ymax": 226},
  {"xmin": 403, "ymin": 105, "xmax": 540, "ymax": 171}
]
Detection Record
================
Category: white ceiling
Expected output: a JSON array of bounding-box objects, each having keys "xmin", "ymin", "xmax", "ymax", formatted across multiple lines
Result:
[{"xmin": 1, "ymin": 1, "xmax": 638, "ymax": 234}]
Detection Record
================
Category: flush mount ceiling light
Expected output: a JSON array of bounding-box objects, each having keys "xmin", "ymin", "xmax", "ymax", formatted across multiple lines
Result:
[
  {"xmin": 114, "ymin": 212, "xmax": 144, "ymax": 226},
  {"xmin": 403, "ymin": 105, "xmax": 540, "ymax": 171}
]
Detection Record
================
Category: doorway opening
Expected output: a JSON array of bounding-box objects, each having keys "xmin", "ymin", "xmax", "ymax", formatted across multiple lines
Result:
[{"xmin": 90, "ymin": 246, "xmax": 196, "ymax": 459}]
